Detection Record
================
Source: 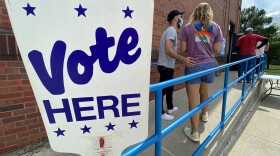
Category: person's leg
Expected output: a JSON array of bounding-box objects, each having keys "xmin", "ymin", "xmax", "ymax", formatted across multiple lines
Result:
[
  {"xmin": 200, "ymin": 82, "xmax": 209, "ymax": 114},
  {"xmin": 246, "ymin": 55, "xmax": 254, "ymax": 81},
  {"xmin": 256, "ymin": 57, "xmax": 260, "ymax": 74},
  {"xmin": 238, "ymin": 55, "xmax": 245, "ymax": 78},
  {"xmin": 166, "ymin": 69, "xmax": 174, "ymax": 110},
  {"xmin": 186, "ymin": 84, "xmax": 200, "ymax": 133},
  {"xmin": 157, "ymin": 66, "xmax": 167, "ymax": 114}
]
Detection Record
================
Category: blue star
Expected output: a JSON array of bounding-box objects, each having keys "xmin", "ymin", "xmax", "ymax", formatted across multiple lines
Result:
[
  {"xmin": 105, "ymin": 122, "xmax": 116, "ymax": 131},
  {"xmin": 81, "ymin": 125, "xmax": 92, "ymax": 134},
  {"xmin": 54, "ymin": 128, "xmax": 65, "ymax": 137},
  {"xmin": 122, "ymin": 6, "xmax": 134, "ymax": 19},
  {"xmin": 129, "ymin": 120, "xmax": 139, "ymax": 129},
  {"xmin": 22, "ymin": 3, "xmax": 36, "ymax": 16},
  {"xmin": 75, "ymin": 4, "xmax": 87, "ymax": 17}
]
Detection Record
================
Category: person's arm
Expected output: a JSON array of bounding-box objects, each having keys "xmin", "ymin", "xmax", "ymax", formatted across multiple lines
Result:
[
  {"xmin": 257, "ymin": 37, "xmax": 268, "ymax": 49},
  {"xmin": 213, "ymin": 24, "xmax": 223, "ymax": 54},
  {"xmin": 213, "ymin": 42, "xmax": 222, "ymax": 54},
  {"xmin": 166, "ymin": 39, "xmax": 195, "ymax": 68}
]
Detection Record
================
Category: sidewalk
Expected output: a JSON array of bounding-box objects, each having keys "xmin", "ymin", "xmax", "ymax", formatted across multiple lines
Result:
[
  {"xmin": 3, "ymin": 72, "xmax": 280, "ymax": 156},
  {"xmin": 228, "ymin": 87, "xmax": 280, "ymax": 156}
]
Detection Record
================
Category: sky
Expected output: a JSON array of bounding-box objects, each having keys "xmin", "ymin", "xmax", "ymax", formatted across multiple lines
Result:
[{"xmin": 242, "ymin": 0, "xmax": 280, "ymax": 25}]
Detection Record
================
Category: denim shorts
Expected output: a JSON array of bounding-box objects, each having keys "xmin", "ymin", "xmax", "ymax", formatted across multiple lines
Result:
[{"xmin": 184, "ymin": 62, "xmax": 216, "ymax": 84}]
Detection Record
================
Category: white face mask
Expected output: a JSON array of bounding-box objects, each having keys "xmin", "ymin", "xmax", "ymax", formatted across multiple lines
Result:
[{"xmin": 178, "ymin": 18, "xmax": 184, "ymax": 28}]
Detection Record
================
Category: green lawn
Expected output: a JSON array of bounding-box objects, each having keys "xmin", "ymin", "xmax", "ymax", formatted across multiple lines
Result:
[{"xmin": 266, "ymin": 64, "xmax": 280, "ymax": 75}]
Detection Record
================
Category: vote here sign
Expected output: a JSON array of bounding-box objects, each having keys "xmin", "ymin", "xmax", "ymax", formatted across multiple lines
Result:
[{"xmin": 5, "ymin": 0, "xmax": 154, "ymax": 155}]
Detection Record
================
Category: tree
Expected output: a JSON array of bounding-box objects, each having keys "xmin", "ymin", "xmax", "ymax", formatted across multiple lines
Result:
[{"xmin": 241, "ymin": 6, "xmax": 280, "ymax": 67}]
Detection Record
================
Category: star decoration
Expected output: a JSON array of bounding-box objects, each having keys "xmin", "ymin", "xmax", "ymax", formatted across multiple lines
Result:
[
  {"xmin": 129, "ymin": 120, "xmax": 139, "ymax": 129},
  {"xmin": 122, "ymin": 6, "xmax": 134, "ymax": 19},
  {"xmin": 105, "ymin": 122, "xmax": 116, "ymax": 131},
  {"xmin": 75, "ymin": 4, "xmax": 87, "ymax": 17},
  {"xmin": 54, "ymin": 128, "xmax": 66, "ymax": 137},
  {"xmin": 81, "ymin": 125, "xmax": 92, "ymax": 134},
  {"xmin": 22, "ymin": 3, "xmax": 36, "ymax": 16}
]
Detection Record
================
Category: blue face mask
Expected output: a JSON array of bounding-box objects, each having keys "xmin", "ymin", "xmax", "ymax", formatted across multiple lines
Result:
[{"xmin": 178, "ymin": 18, "xmax": 184, "ymax": 28}]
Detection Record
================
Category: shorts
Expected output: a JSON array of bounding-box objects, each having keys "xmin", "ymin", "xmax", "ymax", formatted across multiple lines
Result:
[{"xmin": 184, "ymin": 62, "xmax": 216, "ymax": 84}]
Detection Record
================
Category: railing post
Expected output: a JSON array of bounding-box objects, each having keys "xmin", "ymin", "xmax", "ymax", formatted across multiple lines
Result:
[
  {"xmin": 262, "ymin": 55, "xmax": 265, "ymax": 72},
  {"xmin": 155, "ymin": 89, "xmax": 162, "ymax": 156},
  {"xmin": 252, "ymin": 57, "xmax": 256, "ymax": 84},
  {"xmin": 221, "ymin": 67, "xmax": 229, "ymax": 130},
  {"xmin": 241, "ymin": 60, "xmax": 248, "ymax": 101},
  {"xmin": 258, "ymin": 56, "xmax": 261, "ymax": 77}
]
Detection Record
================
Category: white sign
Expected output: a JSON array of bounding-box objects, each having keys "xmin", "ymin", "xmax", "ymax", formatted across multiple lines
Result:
[{"xmin": 5, "ymin": 0, "xmax": 154, "ymax": 155}]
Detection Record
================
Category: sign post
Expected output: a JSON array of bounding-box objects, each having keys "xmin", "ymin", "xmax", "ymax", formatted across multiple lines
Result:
[{"xmin": 5, "ymin": 0, "xmax": 154, "ymax": 155}]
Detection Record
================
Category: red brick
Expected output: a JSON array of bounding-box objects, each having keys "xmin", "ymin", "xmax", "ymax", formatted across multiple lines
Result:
[
  {"xmin": 0, "ymin": 74, "xmax": 7, "ymax": 80},
  {"xmin": 0, "ymin": 87, "xmax": 9, "ymax": 94},
  {"xmin": 7, "ymin": 86, "xmax": 24, "ymax": 93},
  {"xmin": 28, "ymin": 122, "xmax": 43, "ymax": 130},
  {"xmin": 0, "ymin": 1, "xmax": 5, "ymax": 7},
  {"xmin": 6, "ymin": 61, "xmax": 23, "ymax": 67},
  {"xmin": 0, "ymin": 112, "xmax": 12, "ymax": 118},
  {"xmin": 23, "ymin": 90, "xmax": 34, "ymax": 97},
  {"xmin": 0, "ymin": 134, "xmax": 16, "ymax": 142},
  {"xmin": 0, "ymin": 80, "xmax": 20, "ymax": 87},
  {"xmin": 0, "ymin": 62, "xmax": 6, "ymax": 68},
  {"xmin": 0, "ymin": 142, "xmax": 5, "ymax": 148},
  {"xmin": 1, "ymin": 8, "xmax": 8, "ymax": 15},
  {"xmin": 26, "ymin": 112, "xmax": 41, "ymax": 119},
  {"xmin": 22, "ymin": 85, "xmax": 32, "ymax": 91},
  {"xmin": 3, "ymin": 68, "xmax": 20, "ymax": 74},
  {"xmin": 2, "ymin": 115, "xmax": 26, "ymax": 124},
  {"xmin": 21, "ymin": 79, "xmax": 30, "ymax": 85},
  {"xmin": 0, "ymin": 123, "xmax": 14, "ymax": 131},
  {"xmin": 5, "ymin": 136, "xmax": 28, "ymax": 147},
  {"xmin": 0, "ymin": 145, "xmax": 17, "ymax": 154},
  {"xmin": 24, "ymin": 102, "xmax": 37, "ymax": 108},
  {"xmin": 13, "ymin": 107, "xmax": 36, "ymax": 116},
  {"xmin": 15, "ymin": 118, "xmax": 38, "ymax": 127},
  {"xmin": 4, "ymin": 126, "xmax": 27, "ymax": 135},
  {"xmin": 0, "ymin": 96, "xmax": 36, "ymax": 107},
  {"xmin": 17, "ymin": 128, "xmax": 39, "ymax": 138},
  {"xmin": 0, "ymin": 92, "xmax": 23, "ymax": 100},
  {"xmin": 1, "ymin": 21, "xmax": 11, "ymax": 28},
  {"xmin": 0, "ymin": 15, "xmax": 9, "ymax": 22},
  {"xmin": 39, "ymin": 127, "xmax": 46, "ymax": 133}
]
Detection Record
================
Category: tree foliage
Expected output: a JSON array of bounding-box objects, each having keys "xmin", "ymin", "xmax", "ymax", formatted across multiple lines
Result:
[
  {"xmin": 241, "ymin": 6, "xmax": 280, "ymax": 65},
  {"xmin": 241, "ymin": 6, "xmax": 277, "ymax": 38}
]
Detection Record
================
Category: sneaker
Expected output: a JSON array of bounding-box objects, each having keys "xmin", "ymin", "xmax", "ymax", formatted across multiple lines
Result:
[
  {"xmin": 183, "ymin": 127, "xmax": 200, "ymax": 142},
  {"xmin": 201, "ymin": 112, "xmax": 208, "ymax": 122},
  {"xmin": 238, "ymin": 80, "xmax": 243, "ymax": 83},
  {"xmin": 167, "ymin": 107, "xmax": 178, "ymax": 114},
  {"xmin": 161, "ymin": 113, "xmax": 174, "ymax": 120}
]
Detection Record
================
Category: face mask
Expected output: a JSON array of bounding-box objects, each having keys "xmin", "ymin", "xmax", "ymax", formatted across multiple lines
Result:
[{"xmin": 178, "ymin": 18, "xmax": 184, "ymax": 28}]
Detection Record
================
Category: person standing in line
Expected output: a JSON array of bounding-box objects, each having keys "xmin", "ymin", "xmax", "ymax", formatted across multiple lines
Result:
[
  {"xmin": 236, "ymin": 27, "xmax": 268, "ymax": 83},
  {"xmin": 157, "ymin": 10, "xmax": 196, "ymax": 121},
  {"xmin": 255, "ymin": 41, "xmax": 269, "ymax": 73},
  {"xmin": 180, "ymin": 3, "xmax": 223, "ymax": 142}
]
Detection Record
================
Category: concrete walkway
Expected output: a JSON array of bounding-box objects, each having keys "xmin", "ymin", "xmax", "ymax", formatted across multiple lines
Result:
[
  {"xmin": 3, "ymin": 72, "xmax": 280, "ymax": 156},
  {"xmin": 228, "ymin": 87, "xmax": 280, "ymax": 156}
]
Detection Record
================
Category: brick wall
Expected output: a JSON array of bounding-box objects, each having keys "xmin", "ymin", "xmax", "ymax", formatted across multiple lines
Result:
[
  {"xmin": 0, "ymin": 61, "xmax": 47, "ymax": 154},
  {"xmin": 0, "ymin": 0, "xmax": 242, "ymax": 154},
  {"xmin": 0, "ymin": 0, "xmax": 10, "ymax": 29}
]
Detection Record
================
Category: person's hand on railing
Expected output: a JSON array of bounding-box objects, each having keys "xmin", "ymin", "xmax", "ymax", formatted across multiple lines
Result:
[{"xmin": 184, "ymin": 57, "xmax": 196, "ymax": 68}]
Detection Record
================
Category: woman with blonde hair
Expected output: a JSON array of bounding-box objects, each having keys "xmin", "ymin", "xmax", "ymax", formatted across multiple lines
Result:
[{"xmin": 180, "ymin": 2, "xmax": 223, "ymax": 142}]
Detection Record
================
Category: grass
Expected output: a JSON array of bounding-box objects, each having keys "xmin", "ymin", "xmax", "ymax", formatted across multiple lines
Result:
[{"xmin": 266, "ymin": 64, "xmax": 280, "ymax": 75}]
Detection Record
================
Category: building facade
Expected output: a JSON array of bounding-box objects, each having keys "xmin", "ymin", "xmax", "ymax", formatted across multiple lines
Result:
[{"xmin": 0, "ymin": 0, "xmax": 242, "ymax": 154}]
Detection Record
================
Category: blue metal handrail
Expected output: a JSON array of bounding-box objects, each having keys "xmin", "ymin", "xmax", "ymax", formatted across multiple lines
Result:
[{"xmin": 122, "ymin": 55, "xmax": 266, "ymax": 156}]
